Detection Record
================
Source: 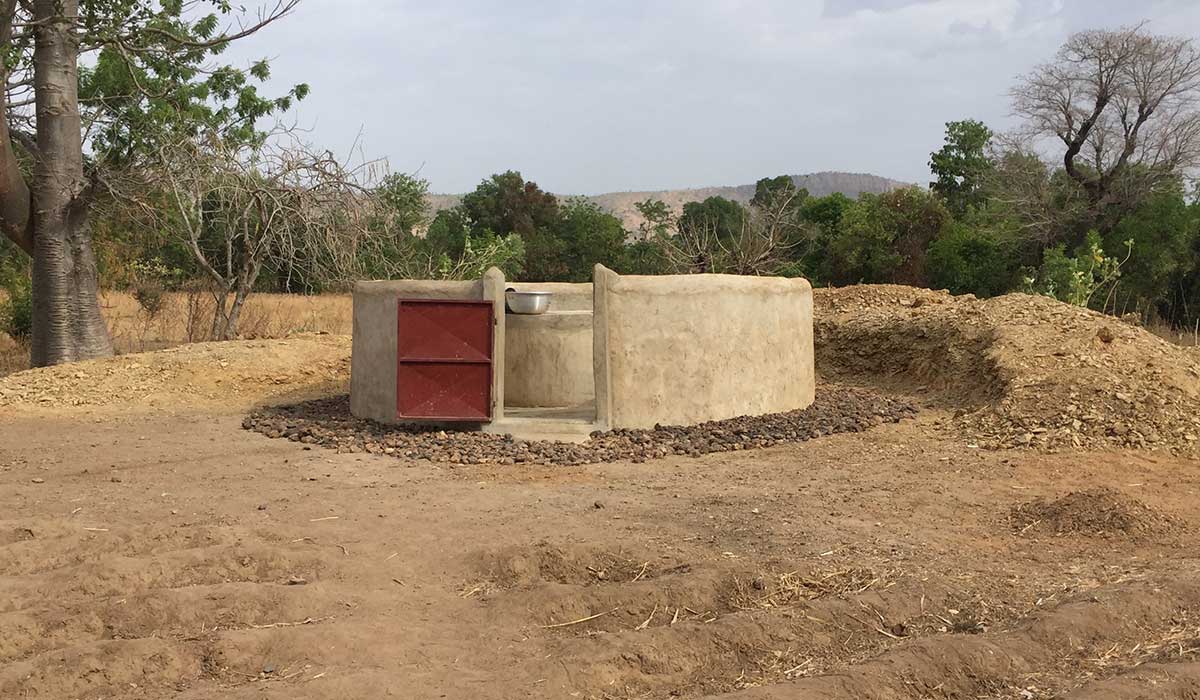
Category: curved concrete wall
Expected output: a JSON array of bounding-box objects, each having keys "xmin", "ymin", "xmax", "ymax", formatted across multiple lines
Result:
[
  {"xmin": 504, "ymin": 311, "xmax": 594, "ymax": 407},
  {"xmin": 593, "ymin": 267, "xmax": 814, "ymax": 429}
]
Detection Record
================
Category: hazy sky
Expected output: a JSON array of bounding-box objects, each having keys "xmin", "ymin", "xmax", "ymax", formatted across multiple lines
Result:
[{"xmin": 224, "ymin": 0, "xmax": 1200, "ymax": 194}]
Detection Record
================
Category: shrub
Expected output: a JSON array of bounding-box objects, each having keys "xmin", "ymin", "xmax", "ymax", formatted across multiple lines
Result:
[
  {"xmin": 927, "ymin": 223, "xmax": 1018, "ymax": 297},
  {"xmin": 615, "ymin": 239, "xmax": 670, "ymax": 275},
  {"xmin": 0, "ymin": 275, "xmax": 32, "ymax": 339},
  {"xmin": 1024, "ymin": 231, "xmax": 1131, "ymax": 307},
  {"xmin": 133, "ymin": 282, "xmax": 166, "ymax": 317},
  {"xmin": 128, "ymin": 258, "xmax": 180, "ymax": 317}
]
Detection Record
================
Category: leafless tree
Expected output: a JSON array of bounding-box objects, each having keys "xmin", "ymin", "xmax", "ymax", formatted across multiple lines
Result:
[
  {"xmin": 1011, "ymin": 24, "xmax": 1200, "ymax": 229},
  {"xmin": 657, "ymin": 186, "xmax": 804, "ymax": 276},
  {"xmin": 124, "ymin": 129, "xmax": 383, "ymax": 339}
]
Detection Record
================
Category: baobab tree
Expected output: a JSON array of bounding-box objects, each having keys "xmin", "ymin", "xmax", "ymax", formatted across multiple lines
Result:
[
  {"xmin": 1011, "ymin": 24, "xmax": 1200, "ymax": 233},
  {"xmin": 0, "ymin": 0, "xmax": 304, "ymax": 366}
]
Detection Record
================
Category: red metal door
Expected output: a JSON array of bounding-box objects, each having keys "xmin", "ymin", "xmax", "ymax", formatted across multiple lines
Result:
[{"xmin": 396, "ymin": 299, "xmax": 493, "ymax": 421}]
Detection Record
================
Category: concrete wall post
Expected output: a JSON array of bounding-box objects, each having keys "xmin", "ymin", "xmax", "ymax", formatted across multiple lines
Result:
[{"xmin": 482, "ymin": 267, "xmax": 506, "ymax": 421}]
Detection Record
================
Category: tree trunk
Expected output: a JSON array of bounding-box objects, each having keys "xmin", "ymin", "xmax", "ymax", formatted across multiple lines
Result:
[{"xmin": 28, "ymin": 0, "xmax": 112, "ymax": 365}]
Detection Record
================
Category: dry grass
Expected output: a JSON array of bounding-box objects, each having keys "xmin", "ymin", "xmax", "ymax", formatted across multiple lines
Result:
[
  {"xmin": 0, "ymin": 290, "xmax": 351, "ymax": 377},
  {"xmin": 100, "ymin": 290, "xmax": 351, "ymax": 350},
  {"xmin": 729, "ymin": 567, "xmax": 892, "ymax": 611},
  {"xmin": 1146, "ymin": 318, "xmax": 1200, "ymax": 347}
]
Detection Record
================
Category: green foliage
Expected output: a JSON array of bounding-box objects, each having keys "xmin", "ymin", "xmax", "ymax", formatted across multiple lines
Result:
[
  {"xmin": 127, "ymin": 257, "xmax": 183, "ymax": 316},
  {"xmin": 450, "ymin": 173, "xmax": 633, "ymax": 282},
  {"xmin": 828, "ymin": 188, "xmax": 949, "ymax": 285},
  {"xmin": 76, "ymin": 2, "xmax": 310, "ymax": 165},
  {"xmin": 425, "ymin": 208, "xmax": 470, "ymax": 260},
  {"xmin": 678, "ymin": 196, "xmax": 747, "ymax": 242},
  {"xmin": 431, "ymin": 232, "xmax": 526, "ymax": 281},
  {"xmin": 827, "ymin": 195, "xmax": 901, "ymax": 284},
  {"xmin": 929, "ymin": 119, "xmax": 994, "ymax": 215},
  {"xmin": 615, "ymin": 239, "xmax": 671, "ymax": 275},
  {"xmin": 752, "ymin": 176, "xmax": 807, "ymax": 209},
  {"xmin": 926, "ymin": 221, "xmax": 1019, "ymax": 297},
  {"xmin": 0, "ymin": 272, "xmax": 32, "ymax": 340},
  {"xmin": 1023, "ymin": 231, "xmax": 1131, "ymax": 307},
  {"xmin": 634, "ymin": 198, "xmax": 674, "ymax": 240},
  {"xmin": 1103, "ymin": 185, "xmax": 1200, "ymax": 318},
  {"xmin": 461, "ymin": 171, "xmax": 559, "ymax": 238},
  {"xmin": 375, "ymin": 173, "xmax": 431, "ymax": 237},
  {"xmin": 552, "ymin": 199, "xmax": 629, "ymax": 282},
  {"xmin": 785, "ymin": 193, "xmax": 852, "ymax": 282},
  {"xmin": 800, "ymin": 192, "xmax": 852, "ymax": 230}
]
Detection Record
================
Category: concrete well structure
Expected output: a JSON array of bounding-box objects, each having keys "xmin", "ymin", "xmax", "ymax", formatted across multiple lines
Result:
[{"xmin": 350, "ymin": 265, "xmax": 814, "ymax": 441}]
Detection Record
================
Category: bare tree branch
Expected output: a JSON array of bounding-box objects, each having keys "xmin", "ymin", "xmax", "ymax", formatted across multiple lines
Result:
[{"xmin": 1011, "ymin": 24, "xmax": 1200, "ymax": 226}]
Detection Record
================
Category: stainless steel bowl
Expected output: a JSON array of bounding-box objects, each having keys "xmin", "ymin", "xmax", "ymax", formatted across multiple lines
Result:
[{"xmin": 505, "ymin": 290, "xmax": 552, "ymax": 315}]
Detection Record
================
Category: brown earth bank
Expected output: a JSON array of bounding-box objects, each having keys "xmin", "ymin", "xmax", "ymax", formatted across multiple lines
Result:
[{"xmin": 3, "ymin": 284, "xmax": 1200, "ymax": 699}]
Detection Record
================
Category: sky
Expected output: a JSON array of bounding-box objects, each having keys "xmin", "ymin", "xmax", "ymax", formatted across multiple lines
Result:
[{"xmin": 222, "ymin": 0, "xmax": 1200, "ymax": 195}]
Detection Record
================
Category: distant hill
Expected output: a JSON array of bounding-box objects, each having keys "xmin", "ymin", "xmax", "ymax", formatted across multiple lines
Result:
[{"xmin": 426, "ymin": 171, "xmax": 910, "ymax": 233}]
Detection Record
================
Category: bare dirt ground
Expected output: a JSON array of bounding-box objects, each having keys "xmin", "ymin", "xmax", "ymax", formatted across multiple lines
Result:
[{"xmin": 3, "ymin": 286, "xmax": 1200, "ymax": 699}]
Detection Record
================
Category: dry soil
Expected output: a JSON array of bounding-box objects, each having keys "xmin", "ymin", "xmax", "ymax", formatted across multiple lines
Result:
[{"xmin": 3, "ymin": 286, "xmax": 1200, "ymax": 700}]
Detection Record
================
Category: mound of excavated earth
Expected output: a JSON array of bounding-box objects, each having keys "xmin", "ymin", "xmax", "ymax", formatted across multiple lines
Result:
[
  {"xmin": 1009, "ymin": 487, "xmax": 1181, "ymax": 539},
  {"xmin": 815, "ymin": 285, "xmax": 1200, "ymax": 453},
  {"xmin": 0, "ymin": 333, "xmax": 349, "ymax": 412},
  {"xmin": 242, "ymin": 385, "xmax": 916, "ymax": 466}
]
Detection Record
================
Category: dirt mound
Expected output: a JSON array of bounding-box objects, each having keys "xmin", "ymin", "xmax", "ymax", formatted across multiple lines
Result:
[
  {"xmin": 1009, "ymin": 488, "xmax": 1177, "ymax": 538},
  {"xmin": 0, "ymin": 333, "xmax": 349, "ymax": 413},
  {"xmin": 243, "ymin": 384, "xmax": 916, "ymax": 466},
  {"xmin": 815, "ymin": 286, "xmax": 1200, "ymax": 452}
]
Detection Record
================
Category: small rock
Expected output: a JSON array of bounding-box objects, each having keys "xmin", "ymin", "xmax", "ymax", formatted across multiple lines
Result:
[
  {"xmin": 257, "ymin": 504, "xmax": 268, "ymax": 511},
  {"xmin": 593, "ymin": 500, "xmax": 605, "ymax": 509},
  {"xmin": 286, "ymin": 575, "xmax": 307, "ymax": 586},
  {"xmin": 30, "ymin": 477, "xmax": 44, "ymax": 484}
]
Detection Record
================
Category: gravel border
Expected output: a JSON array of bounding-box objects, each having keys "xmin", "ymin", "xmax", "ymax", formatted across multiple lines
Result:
[{"xmin": 243, "ymin": 385, "xmax": 917, "ymax": 466}]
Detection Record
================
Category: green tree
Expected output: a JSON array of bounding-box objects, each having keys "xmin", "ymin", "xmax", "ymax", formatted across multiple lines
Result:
[
  {"xmin": 1024, "ymin": 231, "xmax": 1130, "ymax": 308},
  {"xmin": 926, "ymin": 218, "xmax": 1020, "ymax": 297},
  {"xmin": 751, "ymin": 175, "xmax": 807, "ymax": 209},
  {"xmin": 800, "ymin": 192, "xmax": 852, "ymax": 230},
  {"xmin": 1104, "ymin": 185, "xmax": 1200, "ymax": 320},
  {"xmin": 829, "ymin": 188, "xmax": 950, "ymax": 286},
  {"xmin": 929, "ymin": 119, "xmax": 993, "ymax": 215},
  {"xmin": 634, "ymin": 198, "xmax": 675, "ymax": 240},
  {"xmin": 616, "ymin": 239, "xmax": 669, "ymax": 275},
  {"xmin": 460, "ymin": 170, "xmax": 559, "ymax": 239},
  {"xmin": 0, "ymin": 0, "xmax": 305, "ymax": 365},
  {"xmin": 425, "ymin": 208, "xmax": 470, "ymax": 259},
  {"xmin": 678, "ymin": 196, "xmax": 747, "ymax": 243},
  {"xmin": 375, "ymin": 173, "xmax": 430, "ymax": 237},
  {"xmin": 554, "ymin": 199, "xmax": 628, "ymax": 282}
]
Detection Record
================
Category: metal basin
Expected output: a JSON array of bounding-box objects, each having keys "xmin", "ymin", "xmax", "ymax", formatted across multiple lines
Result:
[{"xmin": 505, "ymin": 290, "xmax": 552, "ymax": 315}]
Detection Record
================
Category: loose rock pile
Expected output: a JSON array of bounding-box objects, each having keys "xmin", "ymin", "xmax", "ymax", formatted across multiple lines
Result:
[
  {"xmin": 815, "ymin": 286, "xmax": 1200, "ymax": 453},
  {"xmin": 242, "ymin": 385, "xmax": 917, "ymax": 466}
]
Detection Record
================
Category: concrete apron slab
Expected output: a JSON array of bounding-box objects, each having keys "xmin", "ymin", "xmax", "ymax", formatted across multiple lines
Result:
[{"xmin": 483, "ymin": 404, "xmax": 598, "ymax": 444}]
